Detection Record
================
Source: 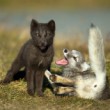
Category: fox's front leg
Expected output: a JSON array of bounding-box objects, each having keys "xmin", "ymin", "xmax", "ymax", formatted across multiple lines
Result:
[
  {"xmin": 45, "ymin": 70, "xmax": 75, "ymax": 86},
  {"xmin": 50, "ymin": 74, "xmax": 75, "ymax": 86},
  {"xmin": 26, "ymin": 68, "xmax": 35, "ymax": 96},
  {"xmin": 35, "ymin": 70, "xmax": 44, "ymax": 97}
]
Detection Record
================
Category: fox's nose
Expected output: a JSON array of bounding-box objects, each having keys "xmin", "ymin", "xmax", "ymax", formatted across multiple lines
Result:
[
  {"xmin": 41, "ymin": 41, "xmax": 47, "ymax": 46},
  {"xmin": 91, "ymin": 23, "xmax": 95, "ymax": 28},
  {"xmin": 63, "ymin": 49, "xmax": 68, "ymax": 53}
]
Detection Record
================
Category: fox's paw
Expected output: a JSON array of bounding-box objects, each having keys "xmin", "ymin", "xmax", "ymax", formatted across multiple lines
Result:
[
  {"xmin": 54, "ymin": 87, "xmax": 60, "ymax": 94},
  {"xmin": 0, "ymin": 79, "xmax": 11, "ymax": 85},
  {"xmin": 37, "ymin": 91, "xmax": 44, "ymax": 97},
  {"xmin": 27, "ymin": 89, "xmax": 35, "ymax": 96},
  {"xmin": 49, "ymin": 74, "xmax": 56, "ymax": 82}
]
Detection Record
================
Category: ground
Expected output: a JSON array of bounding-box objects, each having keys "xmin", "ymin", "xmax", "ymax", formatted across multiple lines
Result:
[{"xmin": 0, "ymin": 32, "xmax": 110, "ymax": 110}]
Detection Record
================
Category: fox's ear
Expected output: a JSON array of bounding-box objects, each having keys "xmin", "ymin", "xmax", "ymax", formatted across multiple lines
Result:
[
  {"xmin": 31, "ymin": 19, "xmax": 38, "ymax": 29},
  {"xmin": 47, "ymin": 20, "xmax": 55, "ymax": 32}
]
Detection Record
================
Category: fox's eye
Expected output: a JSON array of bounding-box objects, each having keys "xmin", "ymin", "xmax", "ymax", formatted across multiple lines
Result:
[
  {"xmin": 47, "ymin": 31, "xmax": 51, "ymax": 36},
  {"xmin": 73, "ymin": 56, "xmax": 77, "ymax": 61}
]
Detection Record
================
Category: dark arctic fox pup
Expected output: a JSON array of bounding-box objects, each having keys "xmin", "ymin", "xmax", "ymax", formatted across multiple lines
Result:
[{"xmin": 1, "ymin": 19, "xmax": 55, "ymax": 96}]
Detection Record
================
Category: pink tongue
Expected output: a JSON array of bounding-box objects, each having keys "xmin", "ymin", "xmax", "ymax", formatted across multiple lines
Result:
[{"xmin": 56, "ymin": 58, "xmax": 68, "ymax": 66}]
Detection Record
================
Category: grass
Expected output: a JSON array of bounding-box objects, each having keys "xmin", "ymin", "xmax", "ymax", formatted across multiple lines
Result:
[{"xmin": 0, "ymin": 31, "xmax": 110, "ymax": 110}]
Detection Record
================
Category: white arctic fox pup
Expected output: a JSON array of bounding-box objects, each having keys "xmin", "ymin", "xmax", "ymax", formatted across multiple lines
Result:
[{"xmin": 45, "ymin": 24, "xmax": 110, "ymax": 99}]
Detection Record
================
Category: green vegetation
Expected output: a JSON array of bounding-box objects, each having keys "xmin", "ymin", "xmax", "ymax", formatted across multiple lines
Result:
[{"xmin": 0, "ymin": 31, "xmax": 110, "ymax": 110}]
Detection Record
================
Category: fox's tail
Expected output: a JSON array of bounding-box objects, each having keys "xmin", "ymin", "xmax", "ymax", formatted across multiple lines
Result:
[{"xmin": 88, "ymin": 24, "xmax": 106, "ymax": 80}]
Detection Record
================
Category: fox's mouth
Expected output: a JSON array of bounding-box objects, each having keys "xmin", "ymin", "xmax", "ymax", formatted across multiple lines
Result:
[
  {"xmin": 56, "ymin": 49, "xmax": 69, "ymax": 66},
  {"xmin": 55, "ymin": 57, "xmax": 68, "ymax": 66}
]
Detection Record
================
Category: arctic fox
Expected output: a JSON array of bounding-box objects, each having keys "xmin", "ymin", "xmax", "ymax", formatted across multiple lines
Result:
[{"xmin": 45, "ymin": 24, "xmax": 110, "ymax": 99}]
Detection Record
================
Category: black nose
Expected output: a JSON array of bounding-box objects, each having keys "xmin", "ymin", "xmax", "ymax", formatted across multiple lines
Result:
[
  {"xmin": 64, "ymin": 49, "xmax": 68, "ymax": 53},
  {"xmin": 41, "ymin": 41, "xmax": 47, "ymax": 46},
  {"xmin": 91, "ymin": 23, "xmax": 95, "ymax": 28}
]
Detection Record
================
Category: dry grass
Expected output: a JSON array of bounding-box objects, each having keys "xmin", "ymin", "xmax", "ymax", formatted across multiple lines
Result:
[{"xmin": 0, "ymin": 31, "xmax": 110, "ymax": 110}]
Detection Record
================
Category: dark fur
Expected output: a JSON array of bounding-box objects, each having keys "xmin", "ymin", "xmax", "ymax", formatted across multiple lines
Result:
[{"xmin": 1, "ymin": 19, "xmax": 55, "ymax": 96}]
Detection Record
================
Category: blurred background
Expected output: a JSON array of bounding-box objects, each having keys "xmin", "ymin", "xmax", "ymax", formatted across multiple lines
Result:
[{"xmin": 0, "ymin": 0, "xmax": 110, "ymax": 61}]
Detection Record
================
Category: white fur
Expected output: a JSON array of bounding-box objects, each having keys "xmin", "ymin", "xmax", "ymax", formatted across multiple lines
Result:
[
  {"xmin": 45, "ymin": 70, "xmax": 54, "ymax": 84},
  {"xmin": 45, "ymin": 25, "xmax": 107, "ymax": 99},
  {"xmin": 76, "ymin": 25, "xmax": 106, "ymax": 99},
  {"xmin": 81, "ymin": 62, "xmax": 90, "ymax": 72}
]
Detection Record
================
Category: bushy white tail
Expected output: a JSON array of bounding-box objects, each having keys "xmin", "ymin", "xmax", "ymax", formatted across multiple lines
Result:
[{"xmin": 88, "ymin": 24, "xmax": 106, "ymax": 78}]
